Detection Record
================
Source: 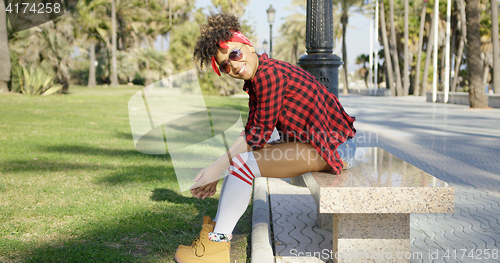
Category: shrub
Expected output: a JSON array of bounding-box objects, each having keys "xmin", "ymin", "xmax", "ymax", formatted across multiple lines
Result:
[{"xmin": 20, "ymin": 67, "xmax": 62, "ymax": 96}]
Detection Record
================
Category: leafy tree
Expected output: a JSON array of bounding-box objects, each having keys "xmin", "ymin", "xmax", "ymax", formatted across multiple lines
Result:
[{"xmin": 211, "ymin": 0, "xmax": 249, "ymax": 16}]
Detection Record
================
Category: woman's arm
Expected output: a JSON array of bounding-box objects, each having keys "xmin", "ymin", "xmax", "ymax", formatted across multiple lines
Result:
[
  {"xmin": 190, "ymin": 134, "xmax": 251, "ymax": 198},
  {"xmin": 190, "ymin": 131, "xmax": 277, "ymax": 199},
  {"xmin": 206, "ymin": 134, "xmax": 251, "ymax": 176}
]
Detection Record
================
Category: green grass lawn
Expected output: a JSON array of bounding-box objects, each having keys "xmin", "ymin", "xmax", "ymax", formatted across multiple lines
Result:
[{"xmin": 0, "ymin": 86, "xmax": 250, "ymax": 262}]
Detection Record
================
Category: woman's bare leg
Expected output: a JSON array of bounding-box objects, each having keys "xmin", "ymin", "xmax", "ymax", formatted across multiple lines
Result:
[
  {"xmin": 254, "ymin": 142, "xmax": 332, "ymax": 178},
  {"xmin": 212, "ymin": 142, "xmax": 330, "ymax": 236}
]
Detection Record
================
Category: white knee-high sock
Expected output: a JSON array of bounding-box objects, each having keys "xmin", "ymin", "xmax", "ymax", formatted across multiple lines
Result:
[
  {"xmin": 214, "ymin": 173, "xmax": 229, "ymax": 222},
  {"xmin": 212, "ymin": 152, "xmax": 261, "ymax": 236}
]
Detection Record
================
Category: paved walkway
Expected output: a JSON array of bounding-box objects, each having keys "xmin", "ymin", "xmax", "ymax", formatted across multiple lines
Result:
[{"xmin": 255, "ymin": 95, "xmax": 500, "ymax": 263}]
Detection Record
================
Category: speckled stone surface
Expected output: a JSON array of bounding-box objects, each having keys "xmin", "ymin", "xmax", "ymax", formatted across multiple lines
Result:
[
  {"xmin": 301, "ymin": 147, "xmax": 455, "ymax": 262},
  {"xmin": 304, "ymin": 147, "xmax": 455, "ymax": 214},
  {"xmin": 332, "ymin": 214, "xmax": 410, "ymax": 262}
]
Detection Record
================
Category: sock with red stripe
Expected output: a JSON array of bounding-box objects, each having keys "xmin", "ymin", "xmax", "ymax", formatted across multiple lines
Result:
[{"xmin": 212, "ymin": 151, "xmax": 261, "ymax": 236}]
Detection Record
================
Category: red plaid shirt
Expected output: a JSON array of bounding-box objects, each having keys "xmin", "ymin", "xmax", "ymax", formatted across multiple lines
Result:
[{"xmin": 243, "ymin": 54, "xmax": 356, "ymax": 174}]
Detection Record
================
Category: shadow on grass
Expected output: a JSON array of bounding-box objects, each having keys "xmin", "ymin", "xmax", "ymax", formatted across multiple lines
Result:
[
  {"xmin": 43, "ymin": 144, "xmax": 172, "ymax": 162},
  {"xmin": 14, "ymin": 190, "xmax": 219, "ymax": 262},
  {"xmin": 0, "ymin": 159, "xmax": 179, "ymax": 186},
  {"xmin": 95, "ymin": 164, "xmax": 177, "ymax": 185},
  {"xmin": 0, "ymin": 160, "xmax": 103, "ymax": 174}
]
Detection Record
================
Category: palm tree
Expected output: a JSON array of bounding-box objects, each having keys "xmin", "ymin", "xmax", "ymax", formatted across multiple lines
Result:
[
  {"xmin": 451, "ymin": 0, "xmax": 466, "ymax": 92},
  {"xmin": 379, "ymin": 0, "xmax": 395, "ymax": 94},
  {"xmin": 76, "ymin": 0, "xmax": 109, "ymax": 87},
  {"xmin": 39, "ymin": 20, "xmax": 75, "ymax": 93},
  {"xmin": 356, "ymin": 54, "xmax": 370, "ymax": 88},
  {"xmin": 168, "ymin": 19, "xmax": 200, "ymax": 73},
  {"xmin": 466, "ymin": 0, "xmax": 488, "ymax": 107},
  {"xmin": 134, "ymin": 47, "xmax": 168, "ymax": 86},
  {"xmin": 481, "ymin": 36, "xmax": 493, "ymax": 89},
  {"xmin": 275, "ymin": 0, "xmax": 307, "ymax": 64},
  {"xmin": 0, "ymin": 2, "xmax": 11, "ymax": 91},
  {"xmin": 421, "ymin": 9, "xmax": 437, "ymax": 96},
  {"xmin": 110, "ymin": 0, "xmax": 119, "ymax": 87},
  {"xmin": 491, "ymin": 0, "xmax": 500, "ymax": 93},
  {"xmin": 403, "ymin": 0, "xmax": 409, "ymax": 95},
  {"xmin": 388, "ymin": 0, "xmax": 403, "ymax": 96},
  {"xmin": 413, "ymin": 0, "xmax": 427, "ymax": 96},
  {"xmin": 211, "ymin": 0, "xmax": 249, "ymax": 16},
  {"xmin": 335, "ymin": 0, "xmax": 364, "ymax": 95}
]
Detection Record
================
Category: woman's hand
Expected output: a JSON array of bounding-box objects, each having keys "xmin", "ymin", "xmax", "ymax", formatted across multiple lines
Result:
[
  {"xmin": 191, "ymin": 181, "xmax": 218, "ymax": 199},
  {"xmin": 189, "ymin": 165, "xmax": 224, "ymax": 198}
]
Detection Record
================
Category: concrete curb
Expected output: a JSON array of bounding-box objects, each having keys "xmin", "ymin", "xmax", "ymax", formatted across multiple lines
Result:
[{"xmin": 251, "ymin": 177, "xmax": 274, "ymax": 263}]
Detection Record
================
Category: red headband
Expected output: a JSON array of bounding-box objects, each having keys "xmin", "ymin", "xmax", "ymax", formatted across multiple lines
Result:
[{"xmin": 211, "ymin": 31, "xmax": 253, "ymax": 76}]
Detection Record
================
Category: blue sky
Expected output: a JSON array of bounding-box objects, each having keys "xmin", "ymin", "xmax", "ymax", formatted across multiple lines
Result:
[{"xmin": 193, "ymin": 0, "xmax": 374, "ymax": 72}]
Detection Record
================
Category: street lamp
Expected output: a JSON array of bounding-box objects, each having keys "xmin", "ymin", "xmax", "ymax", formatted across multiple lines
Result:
[
  {"xmin": 263, "ymin": 40, "xmax": 268, "ymax": 54},
  {"xmin": 266, "ymin": 5, "xmax": 275, "ymax": 58},
  {"xmin": 297, "ymin": 0, "xmax": 343, "ymax": 98}
]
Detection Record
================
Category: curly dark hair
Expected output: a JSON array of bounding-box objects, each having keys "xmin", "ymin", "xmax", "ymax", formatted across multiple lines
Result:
[{"xmin": 193, "ymin": 13, "xmax": 241, "ymax": 69}]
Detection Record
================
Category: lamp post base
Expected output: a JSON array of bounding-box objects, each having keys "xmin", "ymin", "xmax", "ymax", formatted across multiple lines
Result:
[{"xmin": 298, "ymin": 53, "xmax": 343, "ymax": 98}]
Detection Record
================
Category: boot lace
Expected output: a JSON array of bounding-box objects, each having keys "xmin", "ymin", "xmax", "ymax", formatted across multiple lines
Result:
[{"xmin": 192, "ymin": 236, "xmax": 205, "ymax": 257}]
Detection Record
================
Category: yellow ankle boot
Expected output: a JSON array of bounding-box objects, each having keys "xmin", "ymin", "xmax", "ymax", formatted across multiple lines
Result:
[
  {"xmin": 175, "ymin": 224, "xmax": 230, "ymax": 263},
  {"xmin": 177, "ymin": 216, "xmax": 216, "ymax": 250}
]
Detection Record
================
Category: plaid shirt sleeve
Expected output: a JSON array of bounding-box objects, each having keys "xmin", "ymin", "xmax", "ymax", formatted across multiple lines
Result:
[{"xmin": 244, "ymin": 68, "xmax": 287, "ymax": 149}]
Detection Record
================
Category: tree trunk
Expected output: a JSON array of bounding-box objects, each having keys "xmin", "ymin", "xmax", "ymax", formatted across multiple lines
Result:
[
  {"xmin": 452, "ymin": 0, "xmax": 467, "ymax": 92},
  {"xmin": 110, "ymin": 0, "xmax": 119, "ymax": 87},
  {"xmin": 440, "ymin": 41, "xmax": 446, "ymax": 91},
  {"xmin": 483, "ymin": 64, "xmax": 490, "ymax": 85},
  {"xmin": 0, "ymin": 1, "xmax": 11, "ymax": 91},
  {"xmin": 88, "ymin": 40, "xmax": 97, "ymax": 87},
  {"xmin": 452, "ymin": 37, "xmax": 465, "ymax": 92},
  {"xmin": 145, "ymin": 61, "xmax": 153, "ymax": 86},
  {"xmin": 413, "ymin": 1, "xmax": 427, "ymax": 96},
  {"xmin": 466, "ymin": 0, "xmax": 488, "ymax": 107},
  {"xmin": 421, "ymin": 11, "xmax": 437, "ymax": 96},
  {"xmin": 389, "ymin": 0, "xmax": 403, "ymax": 96},
  {"xmin": 403, "ymin": 0, "xmax": 409, "ymax": 96},
  {"xmin": 341, "ymin": 11, "xmax": 349, "ymax": 95},
  {"xmin": 379, "ymin": 1, "xmax": 395, "ymax": 94},
  {"xmin": 449, "ymin": 19, "xmax": 457, "ymax": 91},
  {"xmin": 491, "ymin": 0, "xmax": 500, "ymax": 93}
]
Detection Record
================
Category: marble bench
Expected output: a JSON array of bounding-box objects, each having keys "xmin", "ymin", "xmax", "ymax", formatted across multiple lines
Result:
[{"xmin": 299, "ymin": 147, "xmax": 454, "ymax": 263}]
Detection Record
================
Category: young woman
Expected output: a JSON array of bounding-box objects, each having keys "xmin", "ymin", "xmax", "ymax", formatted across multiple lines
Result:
[{"xmin": 175, "ymin": 13, "xmax": 356, "ymax": 263}]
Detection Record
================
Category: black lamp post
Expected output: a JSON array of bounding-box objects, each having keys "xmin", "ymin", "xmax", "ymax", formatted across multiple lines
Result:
[
  {"xmin": 297, "ymin": 0, "xmax": 343, "ymax": 98},
  {"xmin": 266, "ymin": 5, "xmax": 276, "ymax": 58},
  {"xmin": 262, "ymin": 40, "xmax": 268, "ymax": 54}
]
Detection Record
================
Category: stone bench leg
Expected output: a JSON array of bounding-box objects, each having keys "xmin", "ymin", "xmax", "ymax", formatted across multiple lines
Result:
[{"xmin": 331, "ymin": 213, "xmax": 410, "ymax": 263}]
